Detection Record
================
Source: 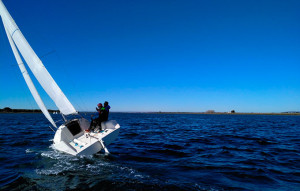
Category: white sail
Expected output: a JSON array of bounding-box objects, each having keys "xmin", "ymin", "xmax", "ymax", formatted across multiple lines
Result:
[
  {"xmin": 2, "ymin": 18, "xmax": 57, "ymax": 128},
  {"xmin": 0, "ymin": 0, "xmax": 77, "ymax": 115}
]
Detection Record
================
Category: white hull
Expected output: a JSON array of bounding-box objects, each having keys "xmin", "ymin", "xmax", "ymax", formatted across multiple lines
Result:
[{"xmin": 53, "ymin": 119, "xmax": 120, "ymax": 156}]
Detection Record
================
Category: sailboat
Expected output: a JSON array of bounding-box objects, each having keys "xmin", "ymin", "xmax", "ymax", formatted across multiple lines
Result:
[{"xmin": 0, "ymin": 1, "xmax": 120, "ymax": 156}]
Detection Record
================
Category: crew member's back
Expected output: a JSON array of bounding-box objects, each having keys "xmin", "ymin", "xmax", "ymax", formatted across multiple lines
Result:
[{"xmin": 103, "ymin": 101, "xmax": 111, "ymax": 121}]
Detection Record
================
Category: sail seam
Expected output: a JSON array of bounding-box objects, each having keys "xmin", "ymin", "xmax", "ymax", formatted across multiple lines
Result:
[{"xmin": 11, "ymin": 28, "xmax": 19, "ymax": 37}]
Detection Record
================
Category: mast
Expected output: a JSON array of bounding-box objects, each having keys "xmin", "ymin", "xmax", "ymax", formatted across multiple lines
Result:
[{"xmin": 0, "ymin": 0, "xmax": 77, "ymax": 116}]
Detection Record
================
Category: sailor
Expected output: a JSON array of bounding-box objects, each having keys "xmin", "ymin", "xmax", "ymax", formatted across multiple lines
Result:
[
  {"xmin": 89, "ymin": 103, "xmax": 106, "ymax": 131},
  {"xmin": 103, "ymin": 101, "xmax": 111, "ymax": 121}
]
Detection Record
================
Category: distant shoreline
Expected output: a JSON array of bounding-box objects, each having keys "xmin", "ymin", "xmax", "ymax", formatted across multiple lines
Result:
[
  {"xmin": 0, "ymin": 108, "xmax": 59, "ymax": 113},
  {"xmin": 145, "ymin": 112, "xmax": 300, "ymax": 116},
  {"xmin": 0, "ymin": 109, "xmax": 299, "ymax": 116}
]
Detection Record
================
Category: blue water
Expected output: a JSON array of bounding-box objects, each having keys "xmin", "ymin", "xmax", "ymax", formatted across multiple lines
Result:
[{"xmin": 0, "ymin": 113, "xmax": 300, "ymax": 190}]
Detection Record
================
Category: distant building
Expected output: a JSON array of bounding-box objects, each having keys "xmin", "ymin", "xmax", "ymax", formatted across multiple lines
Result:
[{"xmin": 282, "ymin": 111, "xmax": 300, "ymax": 114}]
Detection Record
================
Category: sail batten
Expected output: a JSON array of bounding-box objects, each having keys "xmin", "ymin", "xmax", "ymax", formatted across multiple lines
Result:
[{"xmin": 0, "ymin": 0, "xmax": 77, "ymax": 115}]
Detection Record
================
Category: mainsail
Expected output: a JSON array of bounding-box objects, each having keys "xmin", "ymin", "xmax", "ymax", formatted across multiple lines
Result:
[{"xmin": 0, "ymin": 0, "xmax": 77, "ymax": 116}]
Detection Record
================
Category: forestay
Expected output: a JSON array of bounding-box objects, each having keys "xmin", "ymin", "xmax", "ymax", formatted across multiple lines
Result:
[{"xmin": 0, "ymin": 0, "xmax": 77, "ymax": 115}]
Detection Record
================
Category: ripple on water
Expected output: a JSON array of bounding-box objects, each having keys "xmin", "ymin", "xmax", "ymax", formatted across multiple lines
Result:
[
  {"xmin": 0, "ymin": 169, "xmax": 20, "ymax": 188},
  {"xmin": 0, "ymin": 113, "xmax": 300, "ymax": 190}
]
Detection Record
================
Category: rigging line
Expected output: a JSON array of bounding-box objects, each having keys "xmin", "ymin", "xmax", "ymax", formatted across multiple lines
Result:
[
  {"xmin": 54, "ymin": 119, "xmax": 63, "ymax": 123},
  {"xmin": 48, "ymin": 125, "xmax": 56, "ymax": 132},
  {"xmin": 33, "ymin": 30, "xmax": 80, "ymax": 113},
  {"xmin": 30, "ymin": 25, "xmax": 87, "ymax": 113},
  {"xmin": 54, "ymin": 51, "xmax": 89, "ymax": 112},
  {"xmin": 40, "ymin": 50, "xmax": 56, "ymax": 59}
]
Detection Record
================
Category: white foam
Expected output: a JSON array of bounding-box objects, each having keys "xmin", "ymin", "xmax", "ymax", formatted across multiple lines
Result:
[
  {"xmin": 37, "ymin": 146, "xmax": 148, "ymax": 182},
  {"xmin": 25, "ymin": 149, "xmax": 33, "ymax": 153},
  {"xmin": 35, "ymin": 169, "xmax": 62, "ymax": 175}
]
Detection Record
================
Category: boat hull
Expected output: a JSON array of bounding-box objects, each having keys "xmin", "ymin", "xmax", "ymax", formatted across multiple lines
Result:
[{"xmin": 53, "ymin": 119, "xmax": 120, "ymax": 156}]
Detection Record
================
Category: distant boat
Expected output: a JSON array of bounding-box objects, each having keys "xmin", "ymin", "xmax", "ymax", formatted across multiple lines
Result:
[{"xmin": 0, "ymin": 1, "xmax": 120, "ymax": 156}]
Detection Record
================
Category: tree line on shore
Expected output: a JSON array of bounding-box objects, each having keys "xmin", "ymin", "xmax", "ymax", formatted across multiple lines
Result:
[{"xmin": 0, "ymin": 107, "xmax": 58, "ymax": 113}]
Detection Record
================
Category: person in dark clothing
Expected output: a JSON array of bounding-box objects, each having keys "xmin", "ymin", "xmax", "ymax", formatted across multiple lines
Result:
[
  {"xmin": 96, "ymin": 103, "xmax": 106, "ymax": 123},
  {"xmin": 88, "ymin": 103, "xmax": 106, "ymax": 131},
  {"xmin": 103, "ymin": 101, "xmax": 110, "ymax": 121}
]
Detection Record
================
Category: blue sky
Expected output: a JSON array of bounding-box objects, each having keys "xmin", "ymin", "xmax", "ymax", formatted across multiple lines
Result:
[{"xmin": 0, "ymin": 0, "xmax": 299, "ymax": 112}]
